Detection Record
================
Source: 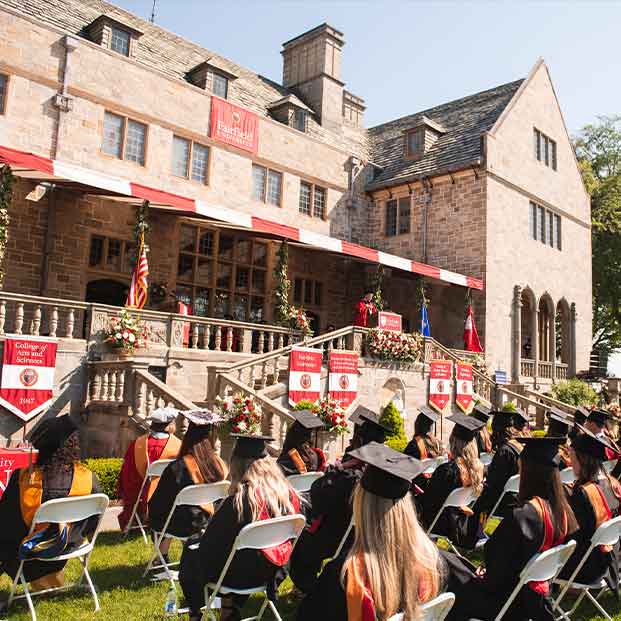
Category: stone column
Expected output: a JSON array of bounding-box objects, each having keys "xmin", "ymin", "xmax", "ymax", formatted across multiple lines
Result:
[
  {"xmin": 570, "ymin": 303, "xmax": 577, "ymax": 377},
  {"xmin": 532, "ymin": 306, "xmax": 539, "ymax": 388},
  {"xmin": 550, "ymin": 303, "xmax": 557, "ymax": 382},
  {"xmin": 512, "ymin": 285, "xmax": 522, "ymax": 383}
]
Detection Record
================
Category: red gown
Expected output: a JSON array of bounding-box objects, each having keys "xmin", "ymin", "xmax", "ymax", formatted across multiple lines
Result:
[{"xmin": 353, "ymin": 300, "xmax": 376, "ymax": 327}]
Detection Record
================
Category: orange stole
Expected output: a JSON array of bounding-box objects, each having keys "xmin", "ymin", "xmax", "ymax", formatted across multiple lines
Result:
[
  {"xmin": 288, "ymin": 449, "xmax": 307, "ymax": 474},
  {"xmin": 134, "ymin": 433, "xmax": 181, "ymax": 501},
  {"xmin": 455, "ymin": 458, "xmax": 474, "ymax": 515},
  {"xmin": 345, "ymin": 556, "xmax": 376, "ymax": 621},
  {"xmin": 415, "ymin": 436, "xmax": 429, "ymax": 460},
  {"xmin": 182, "ymin": 454, "xmax": 228, "ymax": 515}
]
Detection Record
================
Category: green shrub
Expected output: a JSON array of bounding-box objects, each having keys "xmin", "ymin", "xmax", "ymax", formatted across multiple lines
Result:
[
  {"xmin": 84, "ymin": 458, "xmax": 123, "ymax": 500},
  {"xmin": 502, "ymin": 402, "xmax": 517, "ymax": 412},
  {"xmin": 293, "ymin": 400, "xmax": 316, "ymax": 411},
  {"xmin": 550, "ymin": 379, "xmax": 598, "ymax": 407},
  {"xmin": 380, "ymin": 401, "xmax": 408, "ymax": 453}
]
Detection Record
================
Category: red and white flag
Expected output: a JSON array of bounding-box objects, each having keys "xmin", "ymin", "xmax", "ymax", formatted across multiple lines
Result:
[
  {"xmin": 455, "ymin": 362, "xmax": 474, "ymax": 413},
  {"xmin": 429, "ymin": 360, "xmax": 453, "ymax": 414},
  {"xmin": 464, "ymin": 304, "xmax": 483, "ymax": 353},
  {"xmin": 126, "ymin": 240, "xmax": 148, "ymax": 309},
  {"xmin": 328, "ymin": 351, "xmax": 358, "ymax": 408},
  {"xmin": 0, "ymin": 336, "xmax": 58, "ymax": 421},
  {"xmin": 289, "ymin": 347, "xmax": 323, "ymax": 406}
]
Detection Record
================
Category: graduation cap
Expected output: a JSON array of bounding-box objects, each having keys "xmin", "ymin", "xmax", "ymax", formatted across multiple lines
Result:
[
  {"xmin": 513, "ymin": 407, "xmax": 529, "ymax": 427},
  {"xmin": 491, "ymin": 409, "xmax": 516, "ymax": 430},
  {"xmin": 574, "ymin": 406, "xmax": 591, "ymax": 425},
  {"xmin": 572, "ymin": 424, "xmax": 614, "ymax": 460},
  {"xmin": 231, "ymin": 434, "xmax": 274, "ymax": 459},
  {"xmin": 547, "ymin": 408, "xmax": 572, "ymax": 437},
  {"xmin": 516, "ymin": 436, "xmax": 565, "ymax": 466},
  {"xmin": 418, "ymin": 406, "xmax": 439, "ymax": 424},
  {"xmin": 349, "ymin": 441, "xmax": 424, "ymax": 500},
  {"xmin": 181, "ymin": 409, "xmax": 224, "ymax": 426},
  {"xmin": 148, "ymin": 407, "xmax": 178, "ymax": 425},
  {"xmin": 349, "ymin": 405, "xmax": 391, "ymax": 432},
  {"xmin": 472, "ymin": 403, "xmax": 492, "ymax": 423},
  {"xmin": 291, "ymin": 409, "xmax": 325, "ymax": 431},
  {"xmin": 29, "ymin": 414, "xmax": 77, "ymax": 455},
  {"xmin": 447, "ymin": 413, "xmax": 485, "ymax": 442},
  {"xmin": 587, "ymin": 409, "xmax": 613, "ymax": 428}
]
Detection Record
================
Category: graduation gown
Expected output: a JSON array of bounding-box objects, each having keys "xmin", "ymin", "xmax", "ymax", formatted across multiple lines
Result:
[
  {"xmin": 561, "ymin": 478, "xmax": 620, "ymax": 586},
  {"xmin": 289, "ymin": 460, "xmax": 363, "ymax": 594},
  {"xmin": 0, "ymin": 464, "xmax": 100, "ymax": 583},
  {"xmin": 148, "ymin": 454, "xmax": 227, "ymax": 538},
  {"xmin": 404, "ymin": 434, "xmax": 443, "ymax": 496},
  {"xmin": 444, "ymin": 499, "xmax": 567, "ymax": 621},
  {"xmin": 277, "ymin": 447, "xmax": 326, "ymax": 477},
  {"xmin": 353, "ymin": 300, "xmax": 375, "ymax": 327},
  {"xmin": 476, "ymin": 427, "xmax": 492, "ymax": 456}
]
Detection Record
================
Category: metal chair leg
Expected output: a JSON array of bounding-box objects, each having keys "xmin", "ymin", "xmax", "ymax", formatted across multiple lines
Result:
[
  {"xmin": 20, "ymin": 574, "xmax": 37, "ymax": 621},
  {"xmin": 266, "ymin": 599, "xmax": 283, "ymax": 621}
]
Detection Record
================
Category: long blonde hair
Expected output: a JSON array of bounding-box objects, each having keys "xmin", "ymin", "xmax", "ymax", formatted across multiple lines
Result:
[
  {"xmin": 341, "ymin": 485, "xmax": 443, "ymax": 620},
  {"xmin": 449, "ymin": 433, "xmax": 485, "ymax": 494},
  {"xmin": 229, "ymin": 455, "xmax": 297, "ymax": 521}
]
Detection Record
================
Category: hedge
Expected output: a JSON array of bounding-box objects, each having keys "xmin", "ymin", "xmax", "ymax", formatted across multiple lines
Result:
[
  {"xmin": 380, "ymin": 401, "xmax": 408, "ymax": 453},
  {"xmin": 84, "ymin": 458, "xmax": 123, "ymax": 500}
]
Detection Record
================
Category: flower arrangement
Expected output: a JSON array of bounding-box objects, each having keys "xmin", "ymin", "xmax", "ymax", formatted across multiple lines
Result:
[
  {"xmin": 604, "ymin": 403, "xmax": 620, "ymax": 419},
  {"xmin": 471, "ymin": 353, "xmax": 490, "ymax": 377},
  {"xmin": 215, "ymin": 394, "xmax": 262, "ymax": 435},
  {"xmin": 104, "ymin": 310, "xmax": 148, "ymax": 353},
  {"xmin": 312, "ymin": 397, "xmax": 348, "ymax": 435},
  {"xmin": 366, "ymin": 329, "xmax": 423, "ymax": 363},
  {"xmin": 288, "ymin": 306, "xmax": 312, "ymax": 336}
]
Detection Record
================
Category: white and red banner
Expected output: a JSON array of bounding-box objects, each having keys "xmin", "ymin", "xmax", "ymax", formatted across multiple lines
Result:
[
  {"xmin": 210, "ymin": 97, "xmax": 259, "ymax": 154},
  {"xmin": 0, "ymin": 448, "xmax": 37, "ymax": 498},
  {"xmin": 328, "ymin": 350, "xmax": 358, "ymax": 408},
  {"xmin": 0, "ymin": 336, "xmax": 58, "ymax": 421},
  {"xmin": 455, "ymin": 362, "xmax": 474, "ymax": 414},
  {"xmin": 288, "ymin": 347, "xmax": 323, "ymax": 406},
  {"xmin": 429, "ymin": 360, "xmax": 453, "ymax": 414},
  {"xmin": 378, "ymin": 311, "xmax": 402, "ymax": 332},
  {"xmin": 464, "ymin": 304, "xmax": 483, "ymax": 352}
]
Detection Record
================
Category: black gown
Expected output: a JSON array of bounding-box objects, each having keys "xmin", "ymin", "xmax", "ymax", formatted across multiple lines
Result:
[
  {"xmin": 476, "ymin": 428, "xmax": 492, "ymax": 456},
  {"xmin": 277, "ymin": 447, "xmax": 323, "ymax": 477},
  {"xmin": 404, "ymin": 434, "xmax": 443, "ymax": 496},
  {"xmin": 560, "ymin": 478, "xmax": 620, "ymax": 586},
  {"xmin": 444, "ymin": 500, "xmax": 565, "ymax": 621},
  {"xmin": 0, "ymin": 466, "xmax": 100, "ymax": 582},
  {"xmin": 289, "ymin": 460, "xmax": 363, "ymax": 594}
]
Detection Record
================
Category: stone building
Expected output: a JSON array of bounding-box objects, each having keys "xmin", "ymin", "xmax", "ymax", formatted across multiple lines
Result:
[{"xmin": 0, "ymin": 0, "xmax": 591, "ymax": 393}]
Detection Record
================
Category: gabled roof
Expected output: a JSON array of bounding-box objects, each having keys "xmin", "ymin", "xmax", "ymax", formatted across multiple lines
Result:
[{"xmin": 366, "ymin": 79, "xmax": 524, "ymax": 191}]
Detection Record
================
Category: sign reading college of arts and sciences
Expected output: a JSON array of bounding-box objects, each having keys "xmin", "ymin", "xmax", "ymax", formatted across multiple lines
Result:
[
  {"xmin": 0, "ymin": 449, "xmax": 37, "ymax": 498},
  {"xmin": 455, "ymin": 362, "xmax": 474, "ymax": 414},
  {"xmin": 378, "ymin": 311, "xmax": 402, "ymax": 332},
  {"xmin": 289, "ymin": 347, "xmax": 323, "ymax": 406},
  {"xmin": 210, "ymin": 97, "xmax": 259, "ymax": 154},
  {"xmin": 428, "ymin": 360, "xmax": 453, "ymax": 414},
  {"xmin": 0, "ymin": 336, "xmax": 58, "ymax": 421},
  {"xmin": 328, "ymin": 351, "xmax": 359, "ymax": 408}
]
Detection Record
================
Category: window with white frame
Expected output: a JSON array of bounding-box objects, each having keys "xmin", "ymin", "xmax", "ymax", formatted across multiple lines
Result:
[
  {"xmin": 212, "ymin": 73, "xmax": 229, "ymax": 99},
  {"xmin": 534, "ymin": 128, "xmax": 557, "ymax": 170},
  {"xmin": 102, "ymin": 111, "xmax": 147, "ymax": 165},
  {"xmin": 530, "ymin": 201, "xmax": 561, "ymax": 250},
  {"xmin": 386, "ymin": 197, "xmax": 411, "ymax": 237},
  {"xmin": 171, "ymin": 136, "xmax": 210, "ymax": 184},
  {"xmin": 110, "ymin": 26, "xmax": 130, "ymax": 56},
  {"xmin": 299, "ymin": 181, "xmax": 326, "ymax": 219},
  {"xmin": 252, "ymin": 164, "xmax": 282, "ymax": 206}
]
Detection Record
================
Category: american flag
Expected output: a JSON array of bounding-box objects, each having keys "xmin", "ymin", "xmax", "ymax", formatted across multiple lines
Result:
[{"xmin": 126, "ymin": 237, "xmax": 148, "ymax": 309}]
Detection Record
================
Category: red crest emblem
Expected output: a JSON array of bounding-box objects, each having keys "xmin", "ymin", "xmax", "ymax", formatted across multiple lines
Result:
[
  {"xmin": 436, "ymin": 380, "xmax": 445, "ymax": 393},
  {"xmin": 300, "ymin": 374, "xmax": 312, "ymax": 389},
  {"xmin": 232, "ymin": 111, "xmax": 241, "ymax": 124},
  {"xmin": 462, "ymin": 381, "xmax": 468, "ymax": 392},
  {"xmin": 19, "ymin": 368, "xmax": 38, "ymax": 388},
  {"xmin": 339, "ymin": 375, "xmax": 349, "ymax": 390}
]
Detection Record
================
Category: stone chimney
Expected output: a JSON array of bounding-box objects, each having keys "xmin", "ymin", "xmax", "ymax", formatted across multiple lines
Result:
[{"xmin": 281, "ymin": 23, "xmax": 345, "ymax": 131}]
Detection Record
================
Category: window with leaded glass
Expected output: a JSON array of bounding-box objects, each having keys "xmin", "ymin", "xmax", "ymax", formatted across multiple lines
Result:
[
  {"xmin": 398, "ymin": 197, "xmax": 411, "ymax": 234},
  {"xmin": 293, "ymin": 109, "xmax": 306, "ymax": 132},
  {"xmin": 102, "ymin": 112, "xmax": 124, "ymax": 158},
  {"xmin": 191, "ymin": 143, "xmax": 209, "ymax": 183},
  {"xmin": 0, "ymin": 74, "xmax": 7, "ymax": 114},
  {"xmin": 405, "ymin": 129, "xmax": 423, "ymax": 158},
  {"xmin": 385, "ymin": 199, "xmax": 398, "ymax": 237},
  {"xmin": 125, "ymin": 119, "xmax": 146, "ymax": 165},
  {"xmin": 530, "ymin": 201, "xmax": 562, "ymax": 251},
  {"xmin": 252, "ymin": 165, "xmax": 267, "ymax": 202},
  {"xmin": 88, "ymin": 235, "xmax": 133, "ymax": 275},
  {"xmin": 102, "ymin": 111, "xmax": 146, "ymax": 165},
  {"xmin": 534, "ymin": 127, "xmax": 557, "ymax": 171},
  {"xmin": 212, "ymin": 73, "xmax": 228, "ymax": 99},
  {"xmin": 313, "ymin": 186, "xmax": 326, "ymax": 219},
  {"xmin": 110, "ymin": 26, "xmax": 130, "ymax": 56},
  {"xmin": 267, "ymin": 170, "xmax": 282, "ymax": 206},
  {"xmin": 172, "ymin": 136, "xmax": 209, "ymax": 183},
  {"xmin": 172, "ymin": 136, "xmax": 190, "ymax": 177},
  {"xmin": 299, "ymin": 182, "xmax": 312, "ymax": 215}
]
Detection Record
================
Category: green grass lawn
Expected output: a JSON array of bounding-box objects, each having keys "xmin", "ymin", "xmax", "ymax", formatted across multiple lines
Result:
[{"xmin": 0, "ymin": 532, "xmax": 618, "ymax": 620}]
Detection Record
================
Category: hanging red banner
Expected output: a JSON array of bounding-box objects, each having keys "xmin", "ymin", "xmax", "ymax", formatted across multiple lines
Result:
[
  {"xmin": 378, "ymin": 311, "xmax": 402, "ymax": 332},
  {"xmin": 289, "ymin": 347, "xmax": 323, "ymax": 406},
  {"xmin": 0, "ymin": 336, "xmax": 58, "ymax": 421},
  {"xmin": 455, "ymin": 362, "xmax": 474, "ymax": 413},
  {"xmin": 328, "ymin": 350, "xmax": 358, "ymax": 408},
  {"xmin": 0, "ymin": 448, "xmax": 37, "ymax": 498},
  {"xmin": 428, "ymin": 360, "xmax": 453, "ymax": 414},
  {"xmin": 210, "ymin": 97, "xmax": 259, "ymax": 154}
]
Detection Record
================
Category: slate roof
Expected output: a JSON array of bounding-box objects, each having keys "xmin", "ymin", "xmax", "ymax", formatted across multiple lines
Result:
[{"xmin": 366, "ymin": 79, "xmax": 524, "ymax": 190}]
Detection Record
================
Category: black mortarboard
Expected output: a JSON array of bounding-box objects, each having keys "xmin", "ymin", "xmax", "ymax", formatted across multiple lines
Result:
[
  {"xmin": 231, "ymin": 434, "xmax": 274, "ymax": 459},
  {"xmin": 547, "ymin": 408, "xmax": 571, "ymax": 437},
  {"xmin": 516, "ymin": 436, "xmax": 565, "ymax": 466},
  {"xmin": 513, "ymin": 407, "xmax": 529, "ymax": 426},
  {"xmin": 574, "ymin": 406, "xmax": 590, "ymax": 424},
  {"xmin": 491, "ymin": 409, "xmax": 516, "ymax": 430},
  {"xmin": 349, "ymin": 442, "xmax": 424, "ymax": 500},
  {"xmin": 418, "ymin": 406, "xmax": 439, "ymax": 424},
  {"xmin": 350, "ymin": 405, "xmax": 391, "ymax": 432},
  {"xmin": 473, "ymin": 403, "xmax": 492, "ymax": 423},
  {"xmin": 291, "ymin": 409, "xmax": 325, "ymax": 431},
  {"xmin": 587, "ymin": 409, "xmax": 613, "ymax": 428},
  {"xmin": 181, "ymin": 409, "xmax": 225, "ymax": 426},
  {"xmin": 572, "ymin": 424, "xmax": 614, "ymax": 460},
  {"xmin": 448, "ymin": 413, "xmax": 485, "ymax": 442},
  {"xmin": 29, "ymin": 414, "xmax": 77, "ymax": 454}
]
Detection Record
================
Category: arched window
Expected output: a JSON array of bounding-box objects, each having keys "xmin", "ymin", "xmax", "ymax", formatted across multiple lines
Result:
[
  {"xmin": 520, "ymin": 288, "xmax": 536, "ymax": 360},
  {"xmin": 538, "ymin": 294, "xmax": 555, "ymax": 363},
  {"xmin": 556, "ymin": 299, "xmax": 571, "ymax": 364}
]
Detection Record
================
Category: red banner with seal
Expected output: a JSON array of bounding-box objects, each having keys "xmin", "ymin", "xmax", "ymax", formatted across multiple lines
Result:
[
  {"xmin": 328, "ymin": 351, "xmax": 358, "ymax": 408},
  {"xmin": 428, "ymin": 360, "xmax": 452, "ymax": 414},
  {"xmin": 455, "ymin": 362, "xmax": 474, "ymax": 413},
  {"xmin": 378, "ymin": 311, "xmax": 402, "ymax": 332},
  {"xmin": 289, "ymin": 347, "xmax": 323, "ymax": 406},
  {"xmin": 0, "ymin": 448, "xmax": 37, "ymax": 498},
  {"xmin": 0, "ymin": 336, "xmax": 58, "ymax": 421},
  {"xmin": 210, "ymin": 97, "xmax": 259, "ymax": 154}
]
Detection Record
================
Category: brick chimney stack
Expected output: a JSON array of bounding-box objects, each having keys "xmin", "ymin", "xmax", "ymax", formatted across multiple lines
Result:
[{"xmin": 281, "ymin": 23, "xmax": 345, "ymax": 131}]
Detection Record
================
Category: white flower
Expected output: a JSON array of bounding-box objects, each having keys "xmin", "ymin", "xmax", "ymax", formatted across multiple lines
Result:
[
  {"xmin": 237, "ymin": 421, "xmax": 247, "ymax": 431},
  {"xmin": 115, "ymin": 333, "xmax": 122, "ymax": 340},
  {"xmin": 128, "ymin": 334, "xmax": 136, "ymax": 343},
  {"xmin": 122, "ymin": 331, "xmax": 129, "ymax": 339}
]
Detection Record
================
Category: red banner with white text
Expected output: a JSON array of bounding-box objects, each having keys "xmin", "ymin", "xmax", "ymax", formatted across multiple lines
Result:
[
  {"xmin": 429, "ymin": 360, "xmax": 453, "ymax": 414},
  {"xmin": 378, "ymin": 311, "xmax": 402, "ymax": 332},
  {"xmin": 289, "ymin": 347, "xmax": 323, "ymax": 406},
  {"xmin": 210, "ymin": 97, "xmax": 259, "ymax": 154},
  {"xmin": 328, "ymin": 350, "xmax": 358, "ymax": 408},
  {"xmin": 455, "ymin": 362, "xmax": 474, "ymax": 414},
  {"xmin": 0, "ymin": 336, "xmax": 58, "ymax": 421},
  {"xmin": 0, "ymin": 449, "xmax": 37, "ymax": 498}
]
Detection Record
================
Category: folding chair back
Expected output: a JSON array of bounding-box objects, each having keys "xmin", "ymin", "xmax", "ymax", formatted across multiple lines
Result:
[
  {"xmin": 427, "ymin": 486, "xmax": 478, "ymax": 535},
  {"xmin": 146, "ymin": 458, "xmax": 175, "ymax": 478},
  {"xmin": 479, "ymin": 452, "xmax": 493, "ymax": 467},
  {"xmin": 235, "ymin": 514, "xmax": 306, "ymax": 551},
  {"xmin": 486, "ymin": 473, "xmax": 520, "ymax": 524},
  {"xmin": 591, "ymin": 514, "xmax": 621, "ymax": 547},
  {"xmin": 287, "ymin": 472, "xmax": 323, "ymax": 493},
  {"xmin": 174, "ymin": 480, "xmax": 230, "ymax": 508},
  {"xmin": 560, "ymin": 467, "xmax": 575, "ymax": 485},
  {"xmin": 604, "ymin": 459, "xmax": 617, "ymax": 474},
  {"xmin": 419, "ymin": 592, "xmax": 456, "ymax": 621},
  {"xmin": 421, "ymin": 457, "xmax": 446, "ymax": 476}
]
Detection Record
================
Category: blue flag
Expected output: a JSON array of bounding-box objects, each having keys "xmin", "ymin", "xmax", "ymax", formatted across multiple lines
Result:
[{"xmin": 421, "ymin": 302, "xmax": 431, "ymax": 337}]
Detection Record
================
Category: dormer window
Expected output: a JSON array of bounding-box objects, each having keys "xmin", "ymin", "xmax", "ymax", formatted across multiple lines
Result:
[
  {"xmin": 110, "ymin": 26, "xmax": 130, "ymax": 56},
  {"xmin": 86, "ymin": 15, "xmax": 142, "ymax": 58},
  {"xmin": 293, "ymin": 109, "xmax": 307, "ymax": 132},
  {"xmin": 403, "ymin": 116, "xmax": 446, "ymax": 161},
  {"xmin": 268, "ymin": 95, "xmax": 313, "ymax": 133},
  {"xmin": 406, "ymin": 129, "xmax": 424, "ymax": 159},
  {"xmin": 212, "ymin": 73, "xmax": 228, "ymax": 99},
  {"xmin": 188, "ymin": 59, "xmax": 238, "ymax": 99}
]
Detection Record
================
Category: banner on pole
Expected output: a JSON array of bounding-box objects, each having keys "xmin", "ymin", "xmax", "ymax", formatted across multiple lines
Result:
[
  {"xmin": 289, "ymin": 347, "xmax": 323, "ymax": 406},
  {"xmin": 0, "ymin": 448, "xmax": 37, "ymax": 498},
  {"xmin": 378, "ymin": 311, "xmax": 402, "ymax": 332},
  {"xmin": 328, "ymin": 350, "xmax": 358, "ymax": 408},
  {"xmin": 210, "ymin": 97, "xmax": 259, "ymax": 154},
  {"xmin": 455, "ymin": 362, "xmax": 474, "ymax": 413},
  {"xmin": 428, "ymin": 360, "xmax": 453, "ymax": 414},
  {"xmin": 0, "ymin": 336, "xmax": 58, "ymax": 421}
]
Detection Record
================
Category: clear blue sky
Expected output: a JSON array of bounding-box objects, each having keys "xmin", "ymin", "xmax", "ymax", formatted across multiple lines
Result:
[{"xmin": 114, "ymin": 0, "xmax": 619, "ymax": 133}]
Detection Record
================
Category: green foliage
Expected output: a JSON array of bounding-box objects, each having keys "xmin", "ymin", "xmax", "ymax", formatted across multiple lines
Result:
[
  {"xmin": 550, "ymin": 379, "xmax": 599, "ymax": 407},
  {"xmin": 0, "ymin": 165, "xmax": 13, "ymax": 289},
  {"xmin": 370, "ymin": 265, "xmax": 385, "ymax": 311},
  {"xmin": 501, "ymin": 402, "xmax": 517, "ymax": 412},
  {"xmin": 293, "ymin": 400, "xmax": 316, "ymax": 411},
  {"xmin": 273, "ymin": 241, "xmax": 291, "ymax": 326},
  {"xmin": 380, "ymin": 401, "xmax": 407, "ymax": 452},
  {"xmin": 84, "ymin": 458, "xmax": 122, "ymax": 500}
]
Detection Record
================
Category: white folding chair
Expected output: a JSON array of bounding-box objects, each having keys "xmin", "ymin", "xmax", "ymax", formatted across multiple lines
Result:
[
  {"xmin": 603, "ymin": 459, "xmax": 617, "ymax": 474},
  {"xmin": 203, "ymin": 514, "xmax": 306, "ymax": 621},
  {"xmin": 387, "ymin": 593, "xmax": 455, "ymax": 621},
  {"xmin": 124, "ymin": 458, "xmax": 175, "ymax": 544},
  {"xmin": 144, "ymin": 480, "xmax": 230, "ymax": 585},
  {"xmin": 333, "ymin": 517, "xmax": 354, "ymax": 560},
  {"xmin": 560, "ymin": 467, "xmax": 575, "ymax": 485},
  {"xmin": 553, "ymin": 515, "xmax": 621, "ymax": 620},
  {"xmin": 479, "ymin": 452, "xmax": 494, "ymax": 467},
  {"xmin": 421, "ymin": 456, "xmax": 447, "ymax": 476},
  {"xmin": 287, "ymin": 472, "xmax": 323, "ymax": 494},
  {"xmin": 471, "ymin": 540, "xmax": 576, "ymax": 621},
  {"xmin": 7, "ymin": 493, "xmax": 109, "ymax": 621},
  {"xmin": 483, "ymin": 473, "xmax": 520, "ymax": 526}
]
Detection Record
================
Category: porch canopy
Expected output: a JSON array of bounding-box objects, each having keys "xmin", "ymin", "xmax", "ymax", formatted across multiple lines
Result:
[{"xmin": 0, "ymin": 145, "xmax": 483, "ymax": 291}]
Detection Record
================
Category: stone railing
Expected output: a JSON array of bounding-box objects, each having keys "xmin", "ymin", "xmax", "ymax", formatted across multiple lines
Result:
[
  {"xmin": 538, "ymin": 361, "xmax": 553, "ymax": 380},
  {"xmin": 523, "ymin": 389, "xmax": 575, "ymax": 416},
  {"xmin": 521, "ymin": 359, "xmax": 535, "ymax": 377},
  {"xmin": 496, "ymin": 385, "xmax": 548, "ymax": 427},
  {"xmin": 555, "ymin": 363, "xmax": 568, "ymax": 381}
]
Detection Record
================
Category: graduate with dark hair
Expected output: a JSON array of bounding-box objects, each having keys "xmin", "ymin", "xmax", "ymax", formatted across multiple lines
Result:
[
  {"xmin": 404, "ymin": 406, "xmax": 444, "ymax": 460},
  {"xmin": 513, "ymin": 407, "xmax": 531, "ymax": 437},
  {"xmin": 473, "ymin": 403, "xmax": 493, "ymax": 455},
  {"xmin": 547, "ymin": 408, "xmax": 572, "ymax": 469},
  {"xmin": 277, "ymin": 410, "xmax": 326, "ymax": 476}
]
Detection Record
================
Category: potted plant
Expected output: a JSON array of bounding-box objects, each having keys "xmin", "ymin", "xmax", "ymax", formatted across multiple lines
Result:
[
  {"xmin": 215, "ymin": 394, "xmax": 262, "ymax": 435},
  {"xmin": 104, "ymin": 310, "xmax": 148, "ymax": 359}
]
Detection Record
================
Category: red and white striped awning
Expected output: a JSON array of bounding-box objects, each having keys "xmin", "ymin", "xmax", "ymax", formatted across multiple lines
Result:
[{"xmin": 0, "ymin": 144, "xmax": 483, "ymax": 290}]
